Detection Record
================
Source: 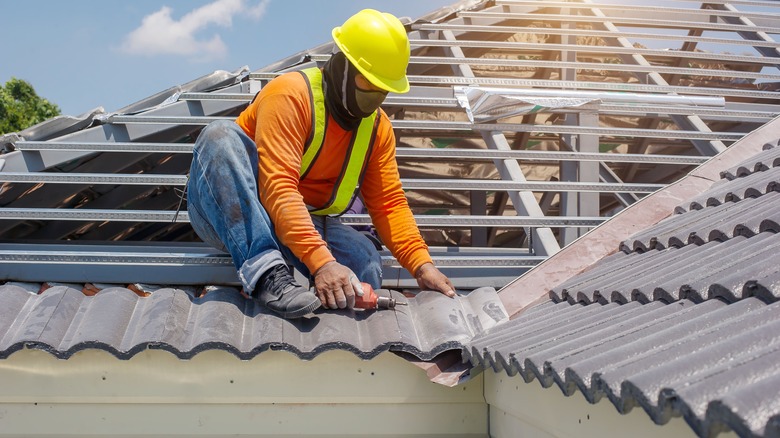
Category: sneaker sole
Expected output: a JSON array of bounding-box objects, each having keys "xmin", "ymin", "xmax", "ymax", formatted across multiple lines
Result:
[{"xmin": 279, "ymin": 298, "xmax": 322, "ymax": 319}]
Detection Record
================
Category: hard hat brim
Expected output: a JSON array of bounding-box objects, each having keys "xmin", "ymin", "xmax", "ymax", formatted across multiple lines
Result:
[{"xmin": 332, "ymin": 27, "xmax": 411, "ymax": 94}]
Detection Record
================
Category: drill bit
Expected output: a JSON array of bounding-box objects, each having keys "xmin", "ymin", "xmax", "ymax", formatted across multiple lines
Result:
[{"xmin": 356, "ymin": 283, "xmax": 409, "ymax": 310}]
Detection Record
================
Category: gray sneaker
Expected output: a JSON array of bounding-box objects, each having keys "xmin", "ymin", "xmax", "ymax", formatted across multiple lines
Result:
[{"xmin": 255, "ymin": 264, "xmax": 321, "ymax": 318}]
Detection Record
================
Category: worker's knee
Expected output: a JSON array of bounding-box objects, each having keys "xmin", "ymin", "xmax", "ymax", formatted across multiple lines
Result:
[
  {"xmin": 193, "ymin": 120, "xmax": 250, "ymax": 165},
  {"xmin": 197, "ymin": 120, "xmax": 237, "ymax": 146}
]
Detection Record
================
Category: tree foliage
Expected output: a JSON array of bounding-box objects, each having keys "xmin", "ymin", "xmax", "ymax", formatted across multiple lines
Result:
[{"xmin": 0, "ymin": 78, "xmax": 61, "ymax": 135}]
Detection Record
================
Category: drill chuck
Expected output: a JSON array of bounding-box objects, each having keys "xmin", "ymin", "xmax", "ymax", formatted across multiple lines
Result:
[{"xmin": 376, "ymin": 296, "xmax": 397, "ymax": 309}]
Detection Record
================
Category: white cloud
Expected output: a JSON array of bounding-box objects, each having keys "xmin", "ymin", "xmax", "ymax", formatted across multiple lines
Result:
[
  {"xmin": 246, "ymin": 0, "xmax": 269, "ymax": 20},
  {"xmin": 120, "ymin": 0, "xmax": 270, "ymax": 60}
]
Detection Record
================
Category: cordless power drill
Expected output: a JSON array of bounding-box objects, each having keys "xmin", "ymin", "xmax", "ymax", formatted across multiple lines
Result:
[{"xmin": 354, "ymin": 283, "xmax": 407, "ymax": 310}]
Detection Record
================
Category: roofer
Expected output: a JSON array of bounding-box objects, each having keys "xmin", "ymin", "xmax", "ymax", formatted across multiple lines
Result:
[{"xmin": 185, "ymin": 9, "xmax": 456, "ymax": 318}]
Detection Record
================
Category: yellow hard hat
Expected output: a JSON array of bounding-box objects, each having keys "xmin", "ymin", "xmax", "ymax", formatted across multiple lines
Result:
[{"xmin": 332, "ymin": 9, "xmax": 411, "ymax": 94}]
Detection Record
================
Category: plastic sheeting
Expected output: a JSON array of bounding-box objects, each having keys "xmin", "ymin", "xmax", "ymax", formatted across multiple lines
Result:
[
  {"xmin": 455, "ymin": 86, "xmax": 600, "ymax": 123},
  {"xmin": 454, "ymin": 86, "xmax": 725, "ymax": 123}
]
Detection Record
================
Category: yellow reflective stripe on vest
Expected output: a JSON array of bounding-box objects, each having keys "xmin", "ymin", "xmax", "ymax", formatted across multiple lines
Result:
[
  {"xmin": 299, "ymin": 67, "xmax": 378, "ymax": 216},
  {"xmin": 300, "ymin": 68, "xmax": 327, "ymax": 175}
]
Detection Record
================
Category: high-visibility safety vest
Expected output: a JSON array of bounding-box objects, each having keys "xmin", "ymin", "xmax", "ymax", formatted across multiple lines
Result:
[{"xmin": 298, "ymin": 67, "xmax": 379, "ymax": 216}]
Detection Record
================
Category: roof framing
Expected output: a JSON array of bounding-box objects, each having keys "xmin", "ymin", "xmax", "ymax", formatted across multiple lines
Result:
[{"xmin": 1, "ymin": 0, "xmax": 779, "ymax": 289}]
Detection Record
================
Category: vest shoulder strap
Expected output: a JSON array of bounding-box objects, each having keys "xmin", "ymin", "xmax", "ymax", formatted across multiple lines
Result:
[{"xmin": 299, "ymin": 68, "xmax": 327, "ymax": 177}]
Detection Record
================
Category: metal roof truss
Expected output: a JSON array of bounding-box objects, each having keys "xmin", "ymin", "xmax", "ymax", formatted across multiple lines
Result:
[{"xmin": 1, "ymin": 0, "xmax": 779, "ymax": 289}]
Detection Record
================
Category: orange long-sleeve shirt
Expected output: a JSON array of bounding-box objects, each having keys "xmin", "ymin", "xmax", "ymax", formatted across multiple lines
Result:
[{"xmin": 236, "ymin": 71, "xmax": 432, "ymax": 276}]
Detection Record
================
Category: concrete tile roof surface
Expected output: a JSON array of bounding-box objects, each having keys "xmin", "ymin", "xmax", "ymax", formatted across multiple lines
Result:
[
  {"xmin": 0, "ymin": 285, "xmax": 507, "ymax": 361},
  {"xmin": 557, "ymin": 152, "xmax": 780, "ymax": 305},
  {"xmin": 469, "ymin": 142, "xmax": 780, "ymax": 437},
  {"xmin": 466, "ymin": 298, "xmax": 780, "ymax": 438}
]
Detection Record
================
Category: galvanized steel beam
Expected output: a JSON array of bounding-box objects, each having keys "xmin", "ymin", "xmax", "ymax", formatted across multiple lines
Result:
[
  {"xmin": 395, "ymin": 148, "xmax": 709, "ymax": 165},
  {"xmin": 0, "ymin": 243, "xmax": 540, "ymax": 289},
  {"xmin": 457, "ymin": 11, "xmax": 780, "ymax": 34},
  {"xmin": 394, "ymin": 120, "xmax": 744, "ymax": 141},
  {"xmin": 659, "ymin": 0, "xmax": 779, "ymax": 7},
  {"xmin": 0, "ymin": 173, "xmax": 663, "ymax": 193},
  {"xmin": 408, "ymin": 55, "xmax": 780, "ymax": 81},
  {"xmin": 412, "ymin": 23, "xmax": 780, "ymax": 49},
  {"xmin": 247, "ymin": 72, "xmax": 780, "ymax": 100},
  {"xmin": 13, "ymin": 142, "xmax": 196, "ymax": 154},
  {"xmin": 408, "ymin": 39, "xmax": 780, "ymax": 66},
  {"xmin": 179, "ymin": 92, "xmax": 461, "ymax": 109},
  {"xmin": 309, "ymin": 53, "xmax": 780, "ymax": 82},
  {"xmin": 99, "ymin": 117, "xmax": 763, "ymax": 138},
  {"xmin": 11, "ymin": 141, "xmax": 710, "ymax": 164},
  {"xmin": 405, "ymin": 76, "xmax": 780, "ymax": 100},
  {"xmin": 0, "ymin": 209, "xmax": 605, "ymax": 228},
  {"xmin": 174, "ymin": 91, "xmax": 776, "ymax": 121},
  {"xmin": 496, "ymin": 0, "xmax": 776, "ymax": 22},
  {"xmin": 0, "ymin": 173, "xmax": 187, "ymax": 186}
]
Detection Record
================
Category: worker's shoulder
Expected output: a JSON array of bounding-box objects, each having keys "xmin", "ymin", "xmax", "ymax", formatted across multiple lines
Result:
[
  {"xmin": 376, "ymin": 108, "xmax": 394, "ymax": 133},
  {"xmin": 272, "ymin": 70, "xmax": 308, "ymax": 85},
  {"xmin": 260, "ymin": 71, "xmax": 308, "ymax": 97}
]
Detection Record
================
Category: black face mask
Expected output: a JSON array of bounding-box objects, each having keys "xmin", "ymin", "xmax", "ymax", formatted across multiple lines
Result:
[
  {"xmin": 354, "ymin": 86, "xmax": 387, "ymax": 115},
  {"xmin": 322, "ymin": 52, "xmax": 387, "ymax": 131}
]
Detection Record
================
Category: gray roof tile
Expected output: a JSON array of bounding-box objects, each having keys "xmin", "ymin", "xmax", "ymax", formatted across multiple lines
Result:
[
  {"xmin": 0, "ymin": 285, "xmax": 506, "ymax": 360},
  {"xmin": 483, "ymin": 143, "xmax": 780, "ymax": 437},
  {"xmin": 465, "ymin": 298, "xmax": 780, "ymax": 438},
  {"xmin": 554, "ymin": 156, "xmax": 780, "ymax": 306},
  {"xmin": 624, "ymin": 191, "xmax": 780, "ymax": 252},
  {"xmin": 721, "ymin": 144, "xmax": 780, "ymax": 180},
  {"xmin": 679, "ymin": 165, "xmax": 780, "ymax": 213},
  {"xmin": 556, "ymin": 232, "xmax": 780, "ymax": 304}
]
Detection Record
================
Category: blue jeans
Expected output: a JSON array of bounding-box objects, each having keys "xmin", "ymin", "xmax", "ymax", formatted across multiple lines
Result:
[{"xmin": 186, "ymin": 120, "xmax": 382, "ymax": 293}]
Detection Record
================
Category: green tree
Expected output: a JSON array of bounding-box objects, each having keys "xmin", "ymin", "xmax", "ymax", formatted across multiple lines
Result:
[{"xmin": 0, "ymin": 78, "xmax": 61, "ymax": 135}]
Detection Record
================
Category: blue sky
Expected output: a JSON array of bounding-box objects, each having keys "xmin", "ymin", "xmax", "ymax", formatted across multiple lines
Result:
[{"xmin": 0, "ymin": 0, "xmax": 457, "ymax": 116}]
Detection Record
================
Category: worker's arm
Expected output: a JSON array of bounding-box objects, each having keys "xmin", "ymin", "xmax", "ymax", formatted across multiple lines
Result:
[{"xmin": 361, "ymin": 114, "xmax": 455, "ymax": 297}]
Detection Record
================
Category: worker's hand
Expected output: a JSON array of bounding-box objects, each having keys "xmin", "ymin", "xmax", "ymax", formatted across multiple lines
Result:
[
  {"xmin": 313, "ymin": 261, "xmax": 364, "ymax": 309},
  {"xmin": 415, "ymin": 263, "xmax": 456, "ymax": 298}
]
